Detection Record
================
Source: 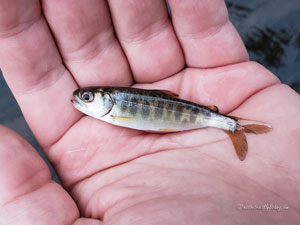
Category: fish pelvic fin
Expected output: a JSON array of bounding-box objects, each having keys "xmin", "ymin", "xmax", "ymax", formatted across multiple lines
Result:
[
  {"xmin": 224, "ymin": 130, "xmax": 248, "ymax": 161},
  {"xmin": 225, "ymin": 117, "xmax": 272, "ymax": 161},
  {"xmin": 159, "ymin": 128, "xmax": 178, "ymax": 132}
]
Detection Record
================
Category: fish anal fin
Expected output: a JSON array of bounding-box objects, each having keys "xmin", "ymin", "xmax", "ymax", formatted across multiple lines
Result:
[
  {"xmin": 207, "ymin": 105, "xmax": 219, "ymax": 112},
  {"xmin": 224, "ymin": 130, "xmax": 248, "ymax": 161},
  {"xmin": 155, "ymin": 89, "xmax": 179, "ymax": 98}
]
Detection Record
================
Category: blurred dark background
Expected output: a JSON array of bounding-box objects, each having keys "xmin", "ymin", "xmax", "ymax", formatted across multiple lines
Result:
[
  {"xmin": 226, "ymin": 0, "xmax": 300, "ymax": 91},
  {"xmin": 0, "ymin": 0, "xmax": 300, "ymax": 181}
]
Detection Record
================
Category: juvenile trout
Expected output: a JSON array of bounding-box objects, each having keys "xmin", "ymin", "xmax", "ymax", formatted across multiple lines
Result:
[{"xmin": 71, "ymin": 87, "xmax": 272, "ymax": 161}]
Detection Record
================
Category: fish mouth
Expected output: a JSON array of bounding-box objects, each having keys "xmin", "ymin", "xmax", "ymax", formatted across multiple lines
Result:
[{"xmin": 71, "ymin": 95, "xmax": 87, "ymax": 111}]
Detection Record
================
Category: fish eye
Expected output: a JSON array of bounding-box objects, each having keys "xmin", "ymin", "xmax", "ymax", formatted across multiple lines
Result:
[{"xmin": 81, "ymin": 91, "xmax": 94, "ymax": 102}]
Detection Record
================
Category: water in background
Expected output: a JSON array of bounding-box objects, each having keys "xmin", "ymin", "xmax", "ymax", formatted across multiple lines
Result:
[
  {"xmin": 0, "ymin": 0, "xmax": 300, "ymax": 181},
  {"xmin": 0, "ymin": 73, "xmax": 58, "ymax": 181},
  {"xmin": 227, "ymin": 0, "xmax": 300, "ymax": 91}
]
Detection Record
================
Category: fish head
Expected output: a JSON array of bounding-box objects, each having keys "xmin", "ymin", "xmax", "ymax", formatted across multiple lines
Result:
[{"xmin": 71, "ymin": 87, "xmax": 113, "ymax": 119}]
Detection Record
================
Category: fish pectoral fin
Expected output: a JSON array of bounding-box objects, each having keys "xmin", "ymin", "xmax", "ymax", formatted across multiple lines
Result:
[
  {"xmin": 110, "ymin": 115, "xmax": 134, "ymax": 122},
  {"xmin": 207, "ymin": 105, "xmax": 219, "ymax": 112},
  {"xmin": 154, "ymin": 89, "xmax": 179, "ymax": 98},
  {"xmin": 159, "ymin": 128, "xmax": 178, "ymax": 132}
]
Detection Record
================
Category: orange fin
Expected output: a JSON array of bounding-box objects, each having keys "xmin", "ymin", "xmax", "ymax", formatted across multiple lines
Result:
[
  {"xmin": 242, "ymin": 124, "xmax": 272, "ymax": 134},
  {"xmin": 207, "ymin": 105, "xmax": 219, "ymax": 112},
  {"xmin": 230, "ymin": 116, "xmax": 273, "ymax": 134},
  {"xmin": 224, "ymin": 116, "xmax": 272, "ymax": 161},
  {"xmin": 159, "ymin": 128, "xmax": 178, "ymax": 132},
  {"xmin": 155, "ymin": 89, "xmax": 179, "ymax": 98},
  {"xmin": 224, "ymin": 130, "xmax": 248, "ymax": 161},
  {"xmin": 229, "ymin": 115, "xmax": 245, "ymax": 121}
]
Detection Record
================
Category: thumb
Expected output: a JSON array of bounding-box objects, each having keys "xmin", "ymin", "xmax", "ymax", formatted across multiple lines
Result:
[{"xmin": 0, "ymin": 125, "xmax": 101, "ymax": 225}]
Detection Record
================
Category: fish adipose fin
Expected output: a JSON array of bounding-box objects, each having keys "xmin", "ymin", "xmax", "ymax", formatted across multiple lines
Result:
[
  {"xmin": 207, "ymin": 105, "xmax": 219, "ymax": 112},
  {"xmin": 225, "ymin": 117, "xmax": 272, "ymax": 161}
]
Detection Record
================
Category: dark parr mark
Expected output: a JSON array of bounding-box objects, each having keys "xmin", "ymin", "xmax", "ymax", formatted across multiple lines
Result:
[
  {"xmin": 167, "ymin": 103, "xmax": 174, "ymax": 116},
  {"xmin": 141, "ymin": 99, "xmax": 150, "ymax": 118},
  {"xmin": 190, "ymin": 108, "xmax": 200, "ymax": 123},
  {"xmin": 155, "ymin": 101, "xmax": 164, "ymax": 118},
  {"xmin": 120, "ymin": 96, "xmax": 129, "ymax": 112},
  {"xmin": 129, "ymin": 97, "xmax": 138, "ymax": 115},
  {"xmin": 202, "ymin": 108, "xmax": 211, "ymax": 117},
  {"xmin": 182, "ymin": 118, "xmax": 189, "ymax": 124},
  {"xmin": 175, "ymin": 104, "xmax": 184, "ymax": 122}
]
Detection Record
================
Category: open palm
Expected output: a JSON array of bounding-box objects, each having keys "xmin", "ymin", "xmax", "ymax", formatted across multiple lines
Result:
[{"xmin": 0, "ymin": 0, "xmax": 299, "ymax": 224}]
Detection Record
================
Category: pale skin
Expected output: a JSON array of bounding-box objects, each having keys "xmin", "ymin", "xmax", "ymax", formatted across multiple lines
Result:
[{"xmin": 0, "ymin": 0, "xmax": 299, "ymax": 224}]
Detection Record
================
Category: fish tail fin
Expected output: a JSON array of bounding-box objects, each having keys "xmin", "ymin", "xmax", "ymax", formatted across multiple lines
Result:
[
  {"xmin": 224, "ymin": 117, "xmax": 272, "ymax": 161},
  {"xmin": 233, "ymin": 116, "xmax": 273, "ymax": 134}
]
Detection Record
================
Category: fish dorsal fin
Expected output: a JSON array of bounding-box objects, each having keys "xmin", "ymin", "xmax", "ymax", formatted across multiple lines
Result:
[
  {"xmin": 155, "ymin": 89, "xmax": 179, "ymax": 98},
  {"xmin": 207, "ymin": 105, "xmax": 219, "ymax": 112}
]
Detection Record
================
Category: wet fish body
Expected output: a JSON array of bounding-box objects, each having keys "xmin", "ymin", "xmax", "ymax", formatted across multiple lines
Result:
[
  {"xmin": 73, "ymin": 87, "xmax": 236, "ymax": 132},
  {"xmin": 72, "ymin": 86, "xmax": 272, "ymax": 161}
]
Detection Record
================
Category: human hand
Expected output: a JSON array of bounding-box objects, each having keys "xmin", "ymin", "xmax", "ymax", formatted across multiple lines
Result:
[{"xmin": 0, "ymin": 0, "xmax": 299, "ymax": 224}]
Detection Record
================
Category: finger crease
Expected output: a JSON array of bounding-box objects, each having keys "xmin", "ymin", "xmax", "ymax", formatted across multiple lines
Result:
[
  {"xmin": 14, "ymin": 63, "xmax": 67, "ymax": 95},
  {"xmin": 119, "ymin": 17, "xmax": 170, "ymax": 44},
  {"xmin": 62, "ymin": 28, "xmax": 117, "ymax": 63},
  {"xmin": 0, "ymin": 13, "xmax": 42, "ymax": 39},
  {"xmin": 179, "ymin": 20, "xmax": 230, "ymax": 40}
]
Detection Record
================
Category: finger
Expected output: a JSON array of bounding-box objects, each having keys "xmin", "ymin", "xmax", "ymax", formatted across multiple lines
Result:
[
  {"xmin": 168, "ymin": 0, "xmax": 248, "ymax": 68},
  {"xmin": 0, "ymin": 0, "xmax": 80, "ymax": 147},
  {"xmin": 108, "ymin": 0, "xmax": 185, "ymax": 83},
  {"xmin": 0, "ymin": 126, "xmax": 84, "ymax": 225},
  {"xmin": 42, "ymin": 0, "xmax": 132, "ymax": 87}
]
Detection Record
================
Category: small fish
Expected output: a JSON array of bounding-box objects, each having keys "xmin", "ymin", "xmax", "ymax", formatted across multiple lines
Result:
[{"xmin": 71, "ymin": 87, "xmax": 272, "ymax": 161}]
